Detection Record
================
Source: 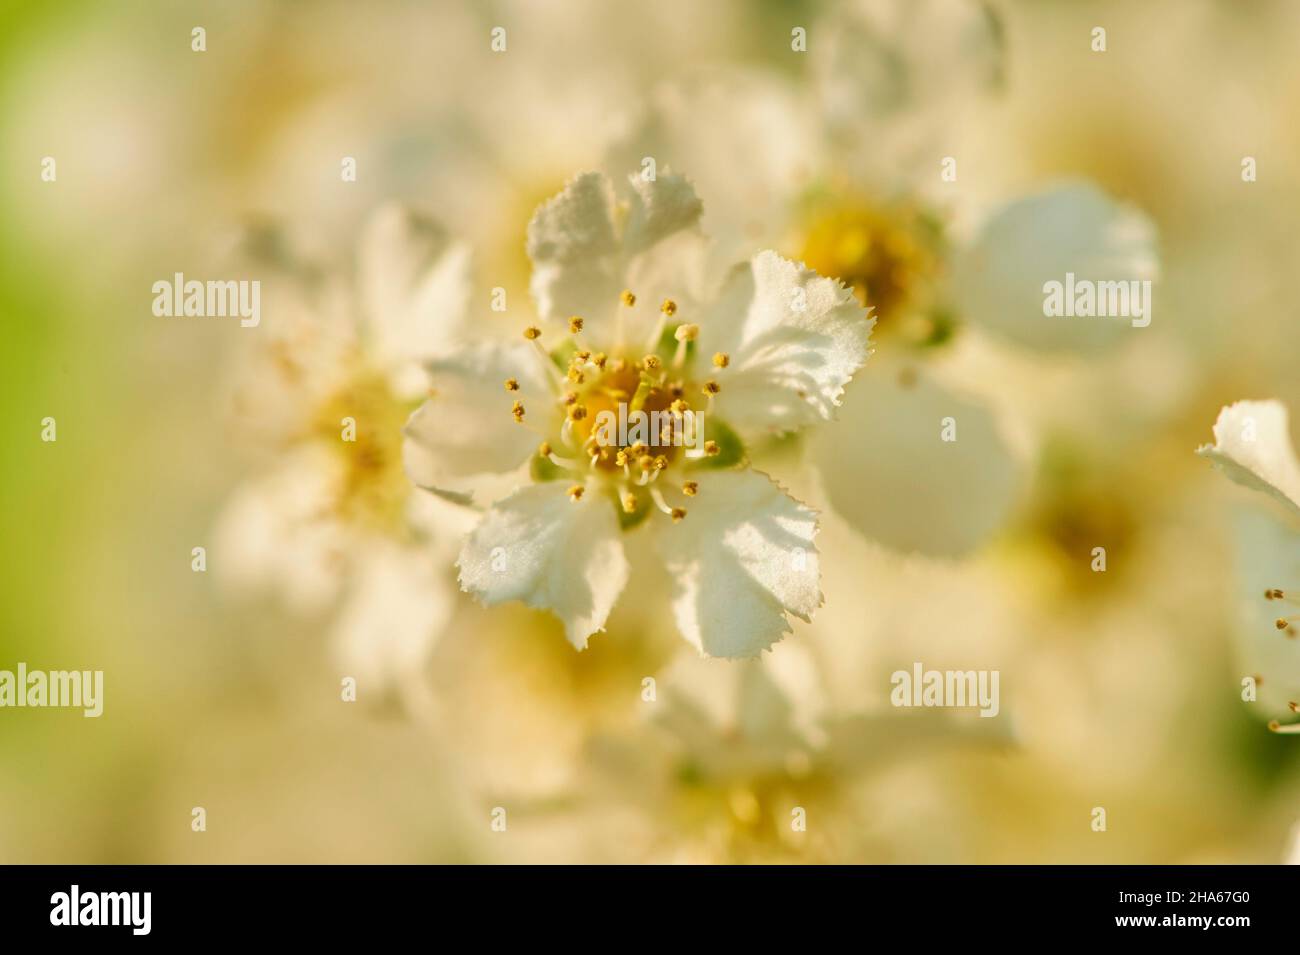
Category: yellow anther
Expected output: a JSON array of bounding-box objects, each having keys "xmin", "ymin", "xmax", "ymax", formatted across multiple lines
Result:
[
  {"xmin": 621, "ymin": 493, "xmax": 638, "ymax": 513},
  {"xmin": 642, "ymin": 354, "xmax": 662, "ymax": 371},
  {"xmin": 712, "ymin": 352, "xmax": 730, "ymax": 368},
  {"xmin": 615, "ymin": 450, "xmax": 629, "ymax": 468},
  {"xmin": 668, "ymin": 383, "xmax": 685, "ymax": 399},
  {"xmin": 702, "ymin": 380, "xmax": 721, "ymax": 395},
  {"xmin": 682, "ymin": 481, "xmax": 698, "ymax": 497},
  {"xmin": 661, "ymin": 299, "xmax": 678, "ymax": 316},
  {"xmin": 674, "ymin": 323, "xmax": 699, "ymax": 342},
  {"xmin": 511, "ymin": 400, "xmax": 526, "ymax": 421},
  {"xmin": 568, "ymin": 485, "xmax": 585, "ymax": 501},
  {"xmin": 653, "ymin": 455, "xmax": 668, "ymax": 471},
  {"xmin": 670, "ymin": 399, "xmax": 689, "ymax": 415},
  {"xmin": 538, "ymin": 441, "xmax": 552, "ymax": 457},
  {"xmin": 524, "ymin": 326, "xmax": 541, "ymax": 340},
  {"xmin": 638, "ymin": 454, "xmax": 655, "ymax": 471},
  {"xmin": 575, "ymin": 350, "xmax": 591, "ymax": 362},
  {"xmin": 1278, "ymin": 619, "xmax": 1292, "ymax": 630},
  {"xmin": 567, "ymin": 367, "xmax": 585, "ymax": 384},
  {"xmin": 569, "ymin": 404, "xmax": 588, "ymax": 421},
  {"xmin": 670, "ymin": 507, "xmax": 687, "ymax": 523},
  {"xmin": 592, "ymin": 352, "xmax": 608, "ymax": 369},
  {"xmin": 568, "ymin": 316, "xmax": 584, "ymax": 334},
  {"xmin": 630, "ymin": 443, "xmax": 649, "ymax": 457},
  {"xmin": 620, "ymin": 289, "xmax": 636, "ymax": 307},
  {"xmin": 504, "ymin": 377, "xmax": 520, "ymax": 392},
  {"xmin": 563, "ymin": 391, "xmax": 578, "ymax": 405},
  {"xmin": 704, "ymin": 440, "xmax": 720, "ymax": 456}
]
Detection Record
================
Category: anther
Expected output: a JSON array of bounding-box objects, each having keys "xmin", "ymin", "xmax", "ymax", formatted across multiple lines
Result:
[
  {"xmin": 682, "ymin": 481, "xmax": 698, "ymax": 497},
  {"xmin": 568, "ymin": 404, "xmax": 588, "ymax": 421},
  {"xmin": 523, "ymin": 326, "xmax": 541, "ymax": 340},
  {"xmin": 712, "ymin": 352, "xmax": 730, "ymax": 368},
  {"xmin": 568, "ymin": 316, "xmax": 584, "ymax": 334},
  {"xmin": 511, "ymin": 400, "xmax": 526, "ymax": 422},
  {"xmin": 671, "ymin": 507, "xmax": 687, "ymax": 523},
  {"xmin": 704, "ymin": 440, "xmax": 720, "ymax": 456},
  {"xmin": 674, "ymin": 324, "xmax": 699, "ymax": 342},
  {"xmin": 638, "ymin": 454, "xmax": 655, "ymax": 472},
  {"xmin": 702, "ymin": 380, "xmax": 721, "ymax": 395},
  {"xmin": 504, "ymin": 378, "xmax": 520, "ymax": 391},
  {"xmin": 642, "ymin": 354, "xmax": 662, "ymax": 371},
  {"xmin": 568, "ymin": 485, "xmax": 585, "ymax": 502},
  {"xmin": 621, "ymin": 493, "xmax": 638, "ymax": 514},
  {"xmin": 661, "ymin": 299, "xmax": 677, "ymax": 316},
  {"xmin": 621, "ymin": 290, "xmax": 637, "ymax": 307},
  {"xmin": 537, "ymin": 441, "xmax": 552, "ymax": 457}
]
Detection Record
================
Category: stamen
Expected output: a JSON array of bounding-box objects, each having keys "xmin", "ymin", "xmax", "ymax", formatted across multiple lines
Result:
[
  {"xmin": 682, "ymin": 481, "xmax": 698, "ymax": 497},
  {"xmin": 511, "ymin": 400, "xmax": 526, "ymax": 423},
  {"xmin": 621, "ymin": 290, "xmax": 637, "ymax": 307},
  {"xmin": 672, "ymin": 323, "xmax": 698, "ymax": 368},
  {"xmin": 712, "ymin": 352, "xmax": 730, "ymax": 369},
  {"xmin": 568, "ymin": 316, "xmax": 584, "ymax": 334},
  {"xmin": 621, "ymin": 492, "xmax": 638, "ymax": 514},
  {"xmin": 702, "ymin": 380, "xmax": 721, "ymax": 395},
  {"xmin": 523, "ymin": 326, "xmax": 541, "ymax": 340},
  {"xmin": 661, "ymin": 299, "xmax": 677, "ymax": 317},
  {"xmin": 567, "ymin": 484, "xmax": 585, "ymax": 502},
  {"xmin": 649, "ymin": 486, "xmax": 675, "ymax": 515},
  {"xmin": 1268, "ymin": 719, "xmax": 1300, "ymax": 734},
  {"xmin": 704, "ymin": 440, "xmax": 719, "ymax": 456},
  {"xmin": 642, "ymin": 354, "xmax": 662, "ymax": 371},
  {"xmin": 504, "ymin": 378, "xmax": 520, "ymax": 392},
  {"xmin": 671, "ymin": 507, "xmax": 687, "ymax": 523},
  {"xmin": 538, "ymin": 441, "xmax": 552, "ymax": 457}
]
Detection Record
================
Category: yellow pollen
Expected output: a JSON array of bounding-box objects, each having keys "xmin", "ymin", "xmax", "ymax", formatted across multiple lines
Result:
[
  {"xmin": 621, "ymin": 493, "xmax": 638, "ymax": 513},
  {"xmin": 682, "ymin": 481, "xmax": 698, "ymax": 496},
  {"xmin": 537, "ymin": 441, "xmax": 552, "ymax": 457},
  {"xmin": 670, "ymin": 399, "xmax": 689, "ymax": 415},
  {"xmin": 704, "ymin": 440, "xmax": 720, "ymax": 456},
  {"xmin": 621, "ymin": 289, "xmax": 636, "ymax": 307},
  {"xmin": 638, "ymin": 454, "xmax": 655, "ymax": 471},
  {"xmin": 712, "ymin": 352, "xmax": 730, "ymax": 368},
  {"xmin": 504, "ymin": 378, "xmax": 519, "ymax": 391},
  {"xmin": 661, "ymin": 299, "xmax": 677, "ymax": 316},
  {"xmin": 592, "ymin": 352, "xmax": 608, "ymax": 369},
  {"xmin": 523, "ymin": 326, "xmax": 541, "ymax": 340},
  {"xmin": 511, "ymin": 400, "xmax": 525, "ymax": 421},
  {"xmin": 569, "ymin": 404, "xmax": 588, "ymax": 421},
  {"xmin": 653, "ymin": 455, "xmax": 668, "ymax": 471},
  {"xmin": 674, "ymin": 323, "xmax": 699, "ymax": 342},
  {"xmin": 563, "ymin": 391, "xmax": 578, "ymax": 405},
  {"xmin": 567, "ymin": 485, "xmax": 585, "ymax": 501},
  {"xmin": 642, "ymin": 355, "xmax": 662, "ymax": 371},
  {"xmin": 575, "ymin": 350, "xmax": 591, "ymax": 362},
  {"xmin": 568, "ymin": 316, "xmax": 584, "ymax": 333},
  {"xmin": 670, "ymin": 507, "xmax": 687, "ymax": 523},
  {"xmin": 630, "ymin": 443, "xmax": 649, "ymax": 457},
  {"xmin": 567, "ymin": 367, "xmax": 585, "ymax": 384},
  {"xmin": 615, "ymin": 450, "xmax": 629, "ymax": 468},
  {"xmin": 702, "ymin": 380, "xmax": 721, "ymax": 395},
  {"xmin": 1277, "ymin": 619, "xmax": 1291, "ymax": 630}
]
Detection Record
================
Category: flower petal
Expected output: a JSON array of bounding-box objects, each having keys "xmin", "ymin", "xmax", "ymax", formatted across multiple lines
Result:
[
  {"xmin": 357, "ymin": 203, "xmax": 473, "ymax": 386},
  {"xmin": 951, "ymin": 183, "xmax": 1158, "ymax": 352},
  {"xmin": 458, "ymin": 482, "xmax": 630, "ymax": 649},
  {"xmin": 657, "ymin": 469, "xmax": 820, "ymax": 659},
  {"xmin": 402, "ymin": 343, "xmax": 548, "ymax": 498},
  {"xmin": 330, "ymin": 539, "xmax": 455, "ymax": 696},
  {"xmin": 1197, "ymin": 399, "xmax": 1300, "ymax": 520},
  {"xmin": 704, "ymin": 250, "xmax": 873, "ymax": 436},
  {"xmin": 526, "ymin": 172, "xmax": 621, "ymax": 325},
  {"xmin": 622, "ymin": 171, "xmax": 704, "ymax": 255},
  {"xmin": 811, "ymin": 362, "xmax": 1020, "ymax": 556}
]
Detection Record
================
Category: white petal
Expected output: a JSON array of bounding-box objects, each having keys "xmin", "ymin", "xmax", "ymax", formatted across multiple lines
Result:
[
  {"xmin": 705, "ymin": 250, "xmax": 873, "ymax": 435},
  {"xmin": 402, "ymin": 343, "xmax": 549, "ymax": 498},
  {"xmin": 458, "ymin": 482, "xmax": 629, "ymax": 649},
  {"xmin": 811, "ymin": 363, "xmax": 1021, "ymax": 556},
  {"xmin": 330, "ymin": 539, "xmax": 455, "ymax": 696},
  {"xmin": 622, "ymin": 172, "xmax": 704, "ymax": 255},
  {"xmin": 526, "ymin": 172, "xmax": 621, "ymax": 325},
  {"xmin": 1197, "ymin": 400, "xmax": 1300, "ymax": 520},
  {"xmin": 211, "ymin": 448, "xmax": 349, "ymax": 614},
  {"xmin": 657, "ymin": 469, "xmax": 820, "ymax": 659},
  {"xmin": 357, "ymin": 203, "xmax": 473, "ymax": 384},
  {"xmin": 952, "ymin": 183, "xmax": 1159, "ymax": 352}
]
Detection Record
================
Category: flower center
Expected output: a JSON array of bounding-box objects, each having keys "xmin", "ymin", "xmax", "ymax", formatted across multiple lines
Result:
[
  {"xmin": 511, "ymin": 294, "xmax": 729, "ymax": 527},
  {"xmin": 798, "ymin": 200, "xmax": 946, "ymax": 345},
  {"xmin": 312, "ymin": 366, "xmax": 413, "ymax": 533}
]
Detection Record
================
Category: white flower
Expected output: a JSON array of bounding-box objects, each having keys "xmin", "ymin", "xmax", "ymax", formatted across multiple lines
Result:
[
  {"xmin": 1197, "ymin": 399, "xmax": 1300, "ymax": 732},
  {"xmin": 404, "ymin": 172, "xmax": 873, "ymax": 658},
  {"xmin": 214, "ymin": 204, "xmax": 474, "ymax": 697}
]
